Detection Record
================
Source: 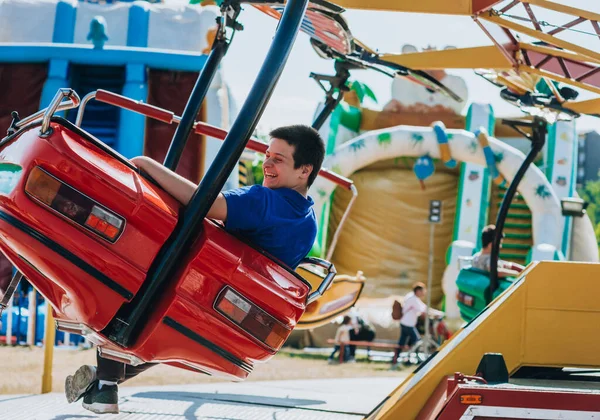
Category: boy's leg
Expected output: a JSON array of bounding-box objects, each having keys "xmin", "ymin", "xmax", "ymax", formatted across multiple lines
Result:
[
  {"xmin": 97, "ymin": 350, "xmax": 157, "ymax": 383},
  {"xmin": 329, "ymin": 345, "xmax": 340, "ymax": 360},
  {"xmin": 408, "ymin": 326, "xmax": 420, "ymax": 348},
  {"xmin": 348, "ymin": 344, "xmax": 356, "ymax": 358},
  {"xmin": 122, "ymin": 361, "xmax": 158, "ymax": 383},
  {"xmin": 394, "ymin": 325, "xmax": 411, "ymax": 364},
  {"xmin": 392, "ymin": 331, "xmax": 403, "ymax": 365},
  {"xmin": 80, "ymin": 351, "xmax": 155, "ymax": 415},
  {"xmin": 65, "ymin": 349, "xmax": 124, "ymax": 406},
  {"xmin": 342, "ymin": 345, "xmax": 351, "ymax": 362},
  {"xmin": 65, "ymin": 365, "xmax": 97, "ymax": 403},
  {"xmin": 96, "ymin": 351, "xmax": 126, "ymax": 383}
]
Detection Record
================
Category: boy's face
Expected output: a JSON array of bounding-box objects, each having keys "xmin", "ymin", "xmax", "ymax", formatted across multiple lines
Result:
[{"xmin": 263, "ymin": 138, "xmax": 312, "ymax": 190}]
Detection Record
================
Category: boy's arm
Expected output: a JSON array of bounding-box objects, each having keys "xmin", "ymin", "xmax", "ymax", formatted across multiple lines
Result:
[
  {"xmin": 132, "ymin": 156, "xmax": 228, "ymax": 221},
  {"xmin": 497, "ymin": 268, "xmax": 520, "ymax": 278}
]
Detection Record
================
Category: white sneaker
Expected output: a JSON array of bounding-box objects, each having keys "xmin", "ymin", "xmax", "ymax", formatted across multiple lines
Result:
[{"xmin": 65, "ymin": 365, "xmax": 97, "ymax": 403}]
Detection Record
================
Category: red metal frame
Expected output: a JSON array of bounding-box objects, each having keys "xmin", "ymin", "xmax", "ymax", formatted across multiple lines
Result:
[
  {"xmin": 418, "ymin": 373, "xmax": 600, "ymax": 419},
  {"xmin": 91, "ymin": 89, "xmax": 354, "ymax": 191},
  {"xmin": 476, "ymin": 1, "xmax": 600, "ymax": 92},
  {"xmin": 0, "ymin": 119, "xmax": 311, "ymax": 379}
]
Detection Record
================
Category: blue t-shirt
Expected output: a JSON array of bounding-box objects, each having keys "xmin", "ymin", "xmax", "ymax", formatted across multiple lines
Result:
[{"xmin": 222, "ymin": 185, "xmax": 317, "ymax": 269}]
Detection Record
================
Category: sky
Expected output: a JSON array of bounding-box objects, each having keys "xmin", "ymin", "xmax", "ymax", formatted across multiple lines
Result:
[{"xmin": 177, "ymin": 0, "xmax": 600, "ymax": 134}]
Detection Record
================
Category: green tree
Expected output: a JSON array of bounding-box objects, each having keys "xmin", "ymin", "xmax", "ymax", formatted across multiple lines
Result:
[{"xmin": 577, "ymin": 179, "xmax": 600, "ymax": 242}]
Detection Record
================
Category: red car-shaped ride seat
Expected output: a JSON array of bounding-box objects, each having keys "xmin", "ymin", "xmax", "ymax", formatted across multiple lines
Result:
[{"xmin": 0, "ymin": 118, "xmax": 316, "ymax": 380}]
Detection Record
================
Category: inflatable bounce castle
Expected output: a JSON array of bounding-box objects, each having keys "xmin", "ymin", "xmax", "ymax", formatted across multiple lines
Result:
[{"xmin": 304, "ymin": 44, "xmax": 598, "ymax": 340}]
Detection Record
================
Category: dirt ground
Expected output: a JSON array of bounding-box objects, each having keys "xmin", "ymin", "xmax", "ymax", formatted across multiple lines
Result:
[{"xmin": 0, "ymin": 345, "xmax": 409, "ymax": 395}]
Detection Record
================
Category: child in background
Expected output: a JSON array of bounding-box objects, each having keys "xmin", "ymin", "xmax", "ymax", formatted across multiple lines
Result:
[{"xmin": 328, "ymin": 315, "xmax": 353, "ymax": 364}]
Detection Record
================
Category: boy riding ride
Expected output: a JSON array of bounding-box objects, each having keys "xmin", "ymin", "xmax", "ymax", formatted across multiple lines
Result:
[{"xmin": 66, "ymin": 125, "xmax": 326, "ymax": 414}]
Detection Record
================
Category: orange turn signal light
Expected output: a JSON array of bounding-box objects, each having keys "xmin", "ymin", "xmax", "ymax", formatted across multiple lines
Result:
[
  {"xmin": 25, "ymin": 167, "xmax": 61, "ymax": 206},
  {"xmin": 26, "ymin": 166, "xmax": 124, "ymax": 242},
  {"xmin": 460, "ymin": 394, "xmax": 482, "ymax": 405}
]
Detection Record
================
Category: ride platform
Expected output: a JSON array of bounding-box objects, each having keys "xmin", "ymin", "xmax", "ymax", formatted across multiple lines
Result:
[
  {"xmin": 0, "ymin": 377, "xmax": 401, "ymax": 419},
  {"xmin": 370, "ymin": 261, "xmax": 600, "ymax": 419}
]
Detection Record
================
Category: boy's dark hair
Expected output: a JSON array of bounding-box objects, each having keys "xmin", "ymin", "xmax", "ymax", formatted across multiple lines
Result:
[
  {"xmin": 413, "ymin": 282, "xmax": 426, "ymax": 294},
  {"xmin": 481, "ymin": 224, "xmax": 504, "ymax": 248},
  {"xmin": 342, "ymin": 315, "xmax": 352, "ymax": 325},
  {"xmin": 269, "ymin": 125, "xmax": 325, "ymax": 187}
]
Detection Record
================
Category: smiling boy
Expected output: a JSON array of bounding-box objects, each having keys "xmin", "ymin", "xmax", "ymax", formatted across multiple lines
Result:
[{"xmin": 65, "ymin": 124, "xmax": 325, "ymax": 414}]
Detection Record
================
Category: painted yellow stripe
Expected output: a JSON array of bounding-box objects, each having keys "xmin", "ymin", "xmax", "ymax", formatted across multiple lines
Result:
[{"xmin": 380, "ymin": 46, "xmax": 512, "ymax": 70}]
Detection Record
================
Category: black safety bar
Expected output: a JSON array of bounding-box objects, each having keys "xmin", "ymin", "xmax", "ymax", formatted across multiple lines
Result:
[
  {"xmin": 163, "ymin": 2, "xmax": 242, "ymax": 170},
  {"xmin": 106, "ymin": 0, "xmax": 310, "ymax": 346},
  {"xmin": 490, "ymin": 116, "xmax": 547, "ymax": 294}
]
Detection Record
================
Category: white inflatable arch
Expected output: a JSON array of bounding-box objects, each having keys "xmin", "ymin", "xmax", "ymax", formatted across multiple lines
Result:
[{"xmin": 311, "ymin": 125, "xmax": 563, "ymax": 254}]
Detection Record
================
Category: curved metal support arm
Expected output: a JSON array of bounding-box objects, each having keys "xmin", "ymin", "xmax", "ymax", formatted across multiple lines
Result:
[
  {"xmin": 301, "ymin": 257, "xmax": 337, "ymax": 305},
  {"xmin": 14, "ymin": 89, "xmax": 80, "ymax": 132},
  {"xmin": 75, "ymin": 92, "xmax": 97, "ymax": 127},
  {"xmin": 490, "ymin": 117, "xmax": 547, "ymax": 293},
  {"xmin": 325, "ymin": 184, "xmax": 357, "ymax": 260},
  {"xmin": 40, "ymin": 89, "xmax": 81, "ymax": 135},
  {"xmin": 310, "ymin": 61, "xmax": 352, "ymax": 131}
]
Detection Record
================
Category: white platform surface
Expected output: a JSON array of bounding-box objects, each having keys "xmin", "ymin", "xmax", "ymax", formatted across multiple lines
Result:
[{"xmin": 0, "ymin": 376, "xmax": 403, "ymax": 419}]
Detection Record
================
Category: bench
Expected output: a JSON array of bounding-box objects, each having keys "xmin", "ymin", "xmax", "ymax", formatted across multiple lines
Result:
[{"xmin": 327, "ymin": 339, "xmax": 401, "ymax": 363}]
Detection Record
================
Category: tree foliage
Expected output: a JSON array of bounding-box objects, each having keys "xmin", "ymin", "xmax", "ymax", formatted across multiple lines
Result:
[{"xmin": 577, "ymin": 179, "xmax": 600, "ymax": 241}]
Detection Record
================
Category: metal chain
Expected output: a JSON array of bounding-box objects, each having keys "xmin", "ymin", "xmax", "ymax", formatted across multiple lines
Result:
[{"xmin": 491, "ymin": 9, "xmax": 599, "ymax": 38}]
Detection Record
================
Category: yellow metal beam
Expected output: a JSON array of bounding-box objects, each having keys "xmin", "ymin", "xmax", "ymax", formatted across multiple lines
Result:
[
  {"xmin": 329, "ymin": 0, "xmax": 501, "ymax": 15},
  {"xmin": 520, "ymin": 64, "xmax": 600, "ymax": 96},
  {"xmin": 496, "ymin": 74, "xmax": 531, "ymax": 95},
  {"xmin": 380, "ymin": 45, "xmax": 513, "ymax": 70},
  {"xmin": 482, "ymin": 13, "xmax": 600, "ymax": 63},
  {"xmin": 369, "ymin": 262, "xmax": 600, "ymax": 419},
  {"xmin": 564, "ymin": 97, "xmax": 600, "ymax": 115},
  {"xmin": 522, "ymin": 0, "xmax": 600, "ymax": 24},
  {"xmin": 41, "ymin": 305, "xmax": 55, "ymax": 394},
  {"xmin": 354, "ymin": 38, "xmax": 377, "ymax": 55}
]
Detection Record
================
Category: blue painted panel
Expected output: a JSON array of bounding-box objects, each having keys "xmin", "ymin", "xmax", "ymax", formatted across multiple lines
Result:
[
  {"xmin": 40, "ymin": 59, "xmax": 70, "ymax": 114},
  {"xmin": 68, "ymin": 64, "xmax": 126, "ymax": 147},
  {"xmin": 117, "ymin": 63, "xmax": 147, "ymax": 158},
  {"xmin": 127, "ymin": 1, "xmax": 150, "ymax": 48},
  {"xmin": 0, "ymin": 45, "xmax": 207, "ymax": 72},
  {"xmin": 52, "ymin": 1, "xmax": 77, "ymax": 44}
]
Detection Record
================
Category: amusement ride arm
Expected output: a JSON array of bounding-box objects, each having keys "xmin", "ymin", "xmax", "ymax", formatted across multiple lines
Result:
[
  {"xmin": 84, "ymin": 89, "xmax": 354, "ymax": 193},
  {"xmin": 105, "ymin": 0, "xmax": 311, "ymax": 347},
  {"xmin": 489, "ymin": 117, "xmax": 547, "ymax": 294}
]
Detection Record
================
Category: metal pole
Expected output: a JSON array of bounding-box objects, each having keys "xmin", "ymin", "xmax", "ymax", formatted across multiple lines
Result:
[
  {"xmin": 41, "ymin": 301, "xmax": 55, "ymax": 393},
  {"xmin": 312, "ymin": 92, "xmax": 345, "ymax": 131},
  {"xmin": 27, "ymin": 288, "xmax": 36, "ymax": 346},
  {"xmin": 163, "ymin": 39, "xmax": 229, "ymax": 171},
  {"xmin": 6, "ymin": 295, "xmax": 12, "ymax": 345},
  {"xmin": 107, "ymin": 0, "xmax": 310, "ymax": 346},
  {"xmin": 424, "ymin": 222, "xmax": 434, "ymax": 355},
  {"xmin": 490, "ymin": 117, "xmax": 547, "ymax": 293}
]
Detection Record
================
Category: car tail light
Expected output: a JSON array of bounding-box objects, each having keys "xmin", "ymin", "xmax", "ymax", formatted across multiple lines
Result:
[
  {"xmin": 215, "ymin": 288, "xmax": 290, "ymax": 350},
  {"xmin": 456, "ymin": 290, "xmax": 475, "ymax": 307},
  {"xmin": 25, "ymin": 166, "xmax": 124, "ymax": 242}
]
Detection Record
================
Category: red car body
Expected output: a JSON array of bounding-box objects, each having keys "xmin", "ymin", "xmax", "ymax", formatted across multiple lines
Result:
[{"xmin": 0, "ymin": 119, "xmax": 311, "ymax": 380}]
